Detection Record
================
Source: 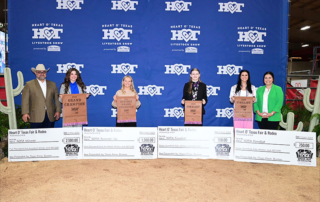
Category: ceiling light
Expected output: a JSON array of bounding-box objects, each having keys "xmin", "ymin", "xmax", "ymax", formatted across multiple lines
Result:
[
  {"xmin": 302, "ymin": 44, "xmax": 309, "ymax": 47},
  {"xmin": 300, "ymin": 26, "xmax": 310, "ymax": 30}
]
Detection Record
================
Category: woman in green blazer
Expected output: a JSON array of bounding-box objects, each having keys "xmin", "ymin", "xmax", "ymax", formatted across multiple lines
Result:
[{"xmin": 254, "ymin": 71, "xmax": 284, "ymax": 130}]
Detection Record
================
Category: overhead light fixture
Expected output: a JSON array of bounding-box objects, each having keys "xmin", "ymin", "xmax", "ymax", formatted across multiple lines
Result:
[
  {"xmin": 300, "ymin": 26, "xmax": 310, "ymax": 30},
  {"xmin": 302, "ymin": 44, "xmax": 309, "ymax": 47}
]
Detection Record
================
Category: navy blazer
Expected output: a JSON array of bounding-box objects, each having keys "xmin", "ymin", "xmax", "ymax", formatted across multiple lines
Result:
[{"xmin": 182, "ymin": 82, "xmax": 208, "ymax": 114}]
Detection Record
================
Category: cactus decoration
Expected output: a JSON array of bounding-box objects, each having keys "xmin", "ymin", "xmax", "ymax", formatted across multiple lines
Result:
[
  {"xmin": 280, "ymin": 112, "xmax": 303, "ymax": 131},
  {"xmin": 303, "ymin": 76, "xmax": 320, "ymax": 132},
  {"xmin": 0, "ymin": 68, "xmax": 24, "ymax": 129}
]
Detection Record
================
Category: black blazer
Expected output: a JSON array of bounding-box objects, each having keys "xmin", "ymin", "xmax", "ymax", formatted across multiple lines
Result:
[{"xmin": 182, "ymin": 82, "xmax": 208, "ymax": 114}]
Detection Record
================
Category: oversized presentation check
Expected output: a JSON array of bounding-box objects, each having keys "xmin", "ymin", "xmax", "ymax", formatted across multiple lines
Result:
[
  {"xmin": 234, "ymin": 129, "xmax": 317, "ymax": 167},
  {"xmin": 83, "ymin": 127, "xmax": 157, "ymax": 159},
  {"xmin": 8, "ymin": 128, "xmax": 82, "ymax": 162},
  {"xmin": 158, "ymin": 126, "xmax": 234, "ymax": 160}
]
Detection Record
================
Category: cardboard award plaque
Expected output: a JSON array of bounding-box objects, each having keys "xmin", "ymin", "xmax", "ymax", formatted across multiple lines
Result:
[
  {"xmin": 234, "ymin": 97, "xmax": 253, "ymax": 119},
  {"xmin": 62, "ymin": 94, "xmax": 88, "ymax": 126},
  {"xmin": 184, "ymin": 100, "xmax": 202, "ymax": 124},
  {"xmin": 117, "ymin": 96, "xmax": 136, "ymax": 123},
  {"xmin": 234, "ymin": 97, "xmax": 253, "ymax": 129}
]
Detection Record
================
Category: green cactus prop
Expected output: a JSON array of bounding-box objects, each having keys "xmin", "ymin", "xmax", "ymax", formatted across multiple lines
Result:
[
  {"xmin": 280, "ymin": 112, "xmax": 303, "ymax": 131},
  {"xmin": 303, "ymin": 76, "xmax": 320, "ymax": 132},
  {"xmin": 0, "ymin": 68, "xmax": 24, "ymax": 129}
]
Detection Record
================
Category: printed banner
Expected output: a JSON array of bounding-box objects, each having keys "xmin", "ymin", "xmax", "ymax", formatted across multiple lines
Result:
[
  {"xmin": 8, "ymin": 128, "xmax": 82, "ymax": 162},
  {"xmin": 234, "ymin": 129, "xmax": 317, "ymax": 167},
  {"xmin": 82, "ymin": 127, "xmax": 157, "ymax": 159},
  {"xmin": 8, "ymin": 0, "xmax": 289, "ymax": 128},
  {"xmin": 117, "ymin": 96, "xmax": 136, "ymax": 123},
  {"xmin": 62, "ymin": 94, "xmax": 88, "ymax": 126},
  {"xmin": 184, "ymin": 101, "xmax": 202, "ymax": 124},
  {"xmin": 158, "ymin": 126, "xmax": 234, "ymax": 160}
]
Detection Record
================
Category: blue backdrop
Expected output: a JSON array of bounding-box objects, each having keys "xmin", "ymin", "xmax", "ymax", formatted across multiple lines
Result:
[{"xmin": 8, "ymin": 0, "xmax": 288, "ymax": 127}]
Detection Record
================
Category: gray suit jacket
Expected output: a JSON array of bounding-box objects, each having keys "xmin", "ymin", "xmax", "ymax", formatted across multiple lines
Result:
[{"xmin": 21, "ymin": 79, "xmax": 61, "ymax": 123}]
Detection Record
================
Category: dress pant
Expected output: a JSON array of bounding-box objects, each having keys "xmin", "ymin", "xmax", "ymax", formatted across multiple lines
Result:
[
  {"xmin": 30, "ymin": 112, "xmax": 55, "ymax": 128},
  {"xmin": 257, "ymin": 118, "xmax": 279, "ymax": 130},
  {"xmin": 116, "ymin": 118, "xmax": 137, "ymax": 127}
]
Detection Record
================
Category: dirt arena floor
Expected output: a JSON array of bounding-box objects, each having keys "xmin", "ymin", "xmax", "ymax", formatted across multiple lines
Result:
[{"xmin": 0, "ymin": 157, "xmax": 319, "ymax": 202}]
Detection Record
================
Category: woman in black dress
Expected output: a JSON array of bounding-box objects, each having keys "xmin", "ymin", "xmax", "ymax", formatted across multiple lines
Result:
[{"xmin": 181, "ymin": 68, "xmax": 207, "ymax": 126}]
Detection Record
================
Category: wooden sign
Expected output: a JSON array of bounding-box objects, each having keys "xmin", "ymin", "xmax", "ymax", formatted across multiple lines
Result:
[
  {"xmin": 117, "ymin": 96, "xmax": 136, "ymax": 123},
  {"xmin": 184, "ymin": 100, "xmax": 202, "ymax": 124},
  {"xmin": 234, "ymin": 97, "xmax": 253, "ymax": 120},
  {"xmin": 62, "ymin": 94, "xmax": 88, "ymax": 126}
]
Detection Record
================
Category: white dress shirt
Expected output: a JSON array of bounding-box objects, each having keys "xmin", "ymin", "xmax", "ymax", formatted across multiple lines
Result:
[
  {"xmin": 240, "ymin": 90, "xmax": 246, "ymax": 96},
  {"xmin": 37, "ymin": 79, "xmax": 47, "ymax": 109},
  {"xmin": 262, "ymin": 88, "xmax": 271, "ymax": 113},
  {"xmin": 229, "ymin": 85, "xmax": 257, "ymax": 103}
]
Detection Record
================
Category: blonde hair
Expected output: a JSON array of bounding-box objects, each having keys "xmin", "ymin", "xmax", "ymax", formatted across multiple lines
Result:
[
  {"xmin": 188, "ymin": 68, "xmax": 202, "ymax": 95},
  {"xmin": 121, "ymin": 75, "xmax": 137, "ymax": 94}
]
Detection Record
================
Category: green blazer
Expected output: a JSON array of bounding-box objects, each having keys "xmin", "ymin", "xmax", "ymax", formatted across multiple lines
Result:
[{"xmin": 253, "ymin": 84, "xmax": 284, "ymax": 122}]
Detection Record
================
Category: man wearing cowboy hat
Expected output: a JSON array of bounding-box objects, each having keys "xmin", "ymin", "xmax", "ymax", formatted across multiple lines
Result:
[{"xmin": 21, "ymin": 64, "xmax": 61, "ymax": 128}]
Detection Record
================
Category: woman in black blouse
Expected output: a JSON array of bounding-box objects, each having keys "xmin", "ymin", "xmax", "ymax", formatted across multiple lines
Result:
[{"xmin": 181, "ymin": 68, "xmax": 208, "ymax": 126}]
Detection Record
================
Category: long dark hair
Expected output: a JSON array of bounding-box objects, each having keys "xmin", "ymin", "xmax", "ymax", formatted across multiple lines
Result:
[
  {"xmin": 188, "ymin": 68, "xmax": 202, "ymax": 95},
  {"xmin": 235, "ymin": 70, "xmax": 253, "ymax": 94},
  {"xmin": 61, "ymin": 68, "xmax": 86, "ymax": 94},
  {"xmin": 263, "ymin": 71, "xmax": 274, "ymax": 84}
]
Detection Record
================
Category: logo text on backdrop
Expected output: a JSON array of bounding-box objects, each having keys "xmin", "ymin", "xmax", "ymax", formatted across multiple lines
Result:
[
  {"xmin": 86, "ymin": 85, "xmax": 107, "ymax": 96},
  {"xmin": 171, "ymin": 25, "xmax": 200, "ymax": 52},
  {"xmin": 218, "ymin": 2, "xmax": 244, "ymax": 13},
  {"xmin": 165, "ymin": 64, "xmax": 190, "ymax": 75},
  {"xmin": 31, "ymin": 23, "xmax": 63, "ymax": 51},
  {"xmin": 111, "ymin": 63, "xmax": 137, "ymax": 75},
  {"xmin": 56, "ymin": 0, "xmax": 84, "ymax": 11},
  {"xmin": 216, "ymin": 108, "xmax": 234, "ymax": 119},
  {"xmin": 32, "ymin": 27, "xmax": 63, "ymax": 41},
  {"xmin": 164, "ymin": 107, "xmax": 184, "ymax": 119},
  {"xmin": 57, "ymin": 63, "xmax": 84, "ymax": 73},
  {"xmin": 165, "ymin": 1, "xmax": 192, "ymax": 12},
  {"xmin": 217, "ymin": 64, "xmax": 243, "ymax": 76},
  {"xmin": 237, "ymin": 26, "xmax": 267, "ymax": 54},
  {"xmin": 102, "ymin": 24, "xmax": 133, "ymax": 52},
  {"xmin": 138, "ymin": 85, "xmax": 164, "ymax": 96},
  {"xmin": 111, "ymin": 0, "xmax": 138, "ymax": 11},
  {"xmin": 207, "ymin": 85, "xmax": 220, "ymax": 96}
]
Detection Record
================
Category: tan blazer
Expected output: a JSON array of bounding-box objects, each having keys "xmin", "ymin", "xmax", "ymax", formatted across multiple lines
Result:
[{"xmin": 21, "ymin": 79, "xmax": 62, "ymax": 123}]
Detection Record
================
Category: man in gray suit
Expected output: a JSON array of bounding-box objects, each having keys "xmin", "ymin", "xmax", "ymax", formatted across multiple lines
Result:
[{"xmin": 22, "ymin": 64, "xmax": 61, "ymax": 128}]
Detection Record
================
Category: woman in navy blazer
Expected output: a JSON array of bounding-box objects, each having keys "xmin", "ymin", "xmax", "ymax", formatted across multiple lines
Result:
[{"xmin": 181, "ymin": 68, "xmax": 208, "ymax": 126}]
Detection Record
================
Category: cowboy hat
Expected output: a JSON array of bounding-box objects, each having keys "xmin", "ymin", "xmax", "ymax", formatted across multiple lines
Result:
[{"xmin": 31, "ymin": 64, "xmax": 50, "ymax": 73}]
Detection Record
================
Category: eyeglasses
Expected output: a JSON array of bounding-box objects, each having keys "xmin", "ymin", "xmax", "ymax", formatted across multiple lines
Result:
[{"xmin": 36, "ymin": 71, "xmax": 46, "ymax": 74}]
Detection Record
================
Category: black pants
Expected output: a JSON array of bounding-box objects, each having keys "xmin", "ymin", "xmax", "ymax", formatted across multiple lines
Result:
[
  {"xmin": 30, "ymin": 112, "xmax": 55, "ymax": 128},
  {"xmin": 116, "ymin": 118, "xmax": 137, "ymax": 127},
  {"xmin": 257, "ymin": 118, "xmax": 279, "ymax": 130}
]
